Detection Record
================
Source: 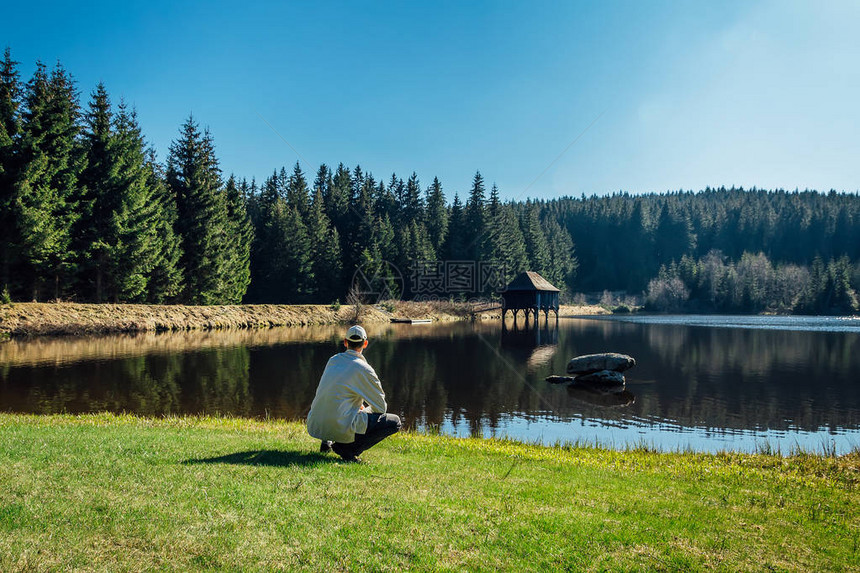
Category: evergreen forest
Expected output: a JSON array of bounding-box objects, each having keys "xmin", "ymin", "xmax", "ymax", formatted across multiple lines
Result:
[{"xmin": 1, "ymin": 51, "xmax": 858, "ymax": 314}]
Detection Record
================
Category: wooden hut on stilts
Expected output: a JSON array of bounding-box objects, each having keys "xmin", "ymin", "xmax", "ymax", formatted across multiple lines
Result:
[{"xmin": 501, "ymin": 271, "xmax": 560, "ymax": 326}]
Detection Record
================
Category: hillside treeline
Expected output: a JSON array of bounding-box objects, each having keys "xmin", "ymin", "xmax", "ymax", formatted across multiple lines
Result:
[
  {"xmin": 645, "ymin": 252, "xmax": 858, "ymax": 314},
  {"xmin": 550, "ymin": 188, "xmax": 860, "ymax": 292},
  {"xmin": 1, "ymin": 51, "xmax": 858, "ymax": 313},
  {"xmin": 241, "ymin": 166, "xmax": 577, "ymax": 303},
  {"xmin": 0, "ymin": 52, "xmax": 251, "ymax": 304},
  {"xmin": 0, "ymin": 52, "xmax": 575, "ymax": 305},
  {"xmin": 548, "ymin": 190, "xmax": 860, "ymax": 313}
]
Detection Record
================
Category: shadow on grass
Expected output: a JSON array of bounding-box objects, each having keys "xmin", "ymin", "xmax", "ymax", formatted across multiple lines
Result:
[{"xmin": 183, "ymin": 450, "xmax": 335, "ymax": 468}]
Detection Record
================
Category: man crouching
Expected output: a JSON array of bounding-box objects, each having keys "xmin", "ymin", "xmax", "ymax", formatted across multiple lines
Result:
[{"xmin": 307, "ymin": 325, "xmax": 402, "ymax": 463}]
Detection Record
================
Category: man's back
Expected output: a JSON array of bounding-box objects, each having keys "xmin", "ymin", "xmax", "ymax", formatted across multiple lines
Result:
[{"xmin": 306, "ymin": 349, "xmax": 387, "ymax": 444}]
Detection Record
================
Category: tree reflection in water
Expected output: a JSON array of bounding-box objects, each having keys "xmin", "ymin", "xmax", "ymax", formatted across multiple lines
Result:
[{"xmin": 2, "ymin": 318, "xmax": 859, "ymax": 451}]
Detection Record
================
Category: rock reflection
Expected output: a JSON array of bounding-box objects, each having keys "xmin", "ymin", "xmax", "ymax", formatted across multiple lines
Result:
[{"xmin": 567, "ymin": 385, "xmax": 636, "ymax": 408}]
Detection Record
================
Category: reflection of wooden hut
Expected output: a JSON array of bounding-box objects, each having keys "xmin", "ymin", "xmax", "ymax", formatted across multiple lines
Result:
[
  {"xmin": 501, "ymin": 271, "xmax": 560, "ymax": 322},
  {"xmin": 501, "ymin": 319, "xmax": 559, "ymax": 347},
  {"xmin": 500, "ymin": 317, "xmax": 558, "ymax": 371}
]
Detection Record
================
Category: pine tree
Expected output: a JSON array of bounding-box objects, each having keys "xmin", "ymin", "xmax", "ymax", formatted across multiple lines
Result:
[
  {"xmin": 375, "ymin": 178, "xmax": 397, "ymax": 221},
  {"xmin": 259, "ymin": 170, "xmax": 279, "ymax": 211},
  {"xmin": 375, "ymin": 213, "xmax": 397, "ymax": 262},
  {"xmin": 443, "ymin": 192, "xmax": 465, "ymax": 260},
  {"xmin": 166, "ymin": 115, "xmax": 230, "ymax": 304},
  {"xmin": 402, "ymin": 172, "xmax": 424, "ymax": 225},
  {"xmin": 464, "ymin": 171, "xmax": 486, "ymax": 261},
  {"xmin": 521, "ymin": 203, "xmax": 550, "ymax": 276},
  {"xmin": 351, "ymin": 165, "xmax": 364, "ymax": 203},
  {"xmin": 488, "ymin": 183, "xmax": 500, "ymax": 218},
  {"xmin": 307, "ymin": 188, "xmax": 343, "ymax": 301},
  {"xmin": 106, "ymin": 101, "xmax": 164, "ymax": 302},
  {"xmin": 15, "ymin": 62, "xmax": 84, "ymax": 300},
  {"xmin": 246, "ymin": 173, "xmax": 278, "ymax": 302},
  {"xmin": 425, "ymin": 176, "xmax": 448, "ymax": 254},
  {"xmin": 220, "ymin": 175, "xmax": 253, "ymax": 303},
  {"xmin": 313, "ymin": 164, "xmax": 330, "ymax": 201},
  {"xmin": 348, "ymin": 172, "xmax": 377, "ymax": 259},
  {"xmin": 249, "ymin": 170, "xmax": 318, "ymax": 303},
  {"xmin": 243, "ymin": 177, "xmax": 262, "ymax": 231},
  {"xmin": 480, "ymin": 183, "xmax": 503, "ymax": 264},
  {"xmin": 484, "ymin": 203, "xmax": 528, "ymax": 287},
  {"xmin": 542, "ymin": 216, "xmax": 577, "ymax": 292},
  {"xmin": 396, "ymin": 220, "xmax": 436, "ymax": 282},
  {"xmin": 79, "ymin": 95, "xmax": 177, "ymax": 303},
  {"xmin": 76, "ymin": 83, "xmax": 114, "ymax": 300},
  {"xmin": 276, "ymin": 166, "xmax": 290, "ymax": 200},
  {"xmin": 267, "ymin": 201, "xmax": 313, "ymax": 302},
  {"xmin": 829, "ymin": 256, "xmax": 859, "ymax": 313},
  {"xmin": 326, "ymin": 162, "xmax": 350, "ymax": 230},
  {"xmin": 388, "ymin": 173, "xmax": 405, "ymax": 224},
  {"xmin": 286, "ymin": 161, "xmax": 310, "ymax": 215},
  {"xmin": 144, "ymin": 151, "xmax": 183, "ymax": 302},
  {"xmin": 0, "ymin": 48, "xmax": 22, "ymax": 295}
]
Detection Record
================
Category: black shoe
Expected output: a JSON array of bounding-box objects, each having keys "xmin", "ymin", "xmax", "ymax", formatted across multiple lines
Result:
[
  {"xmin": 331, "ymin": 442, "xmax": 361, "ymax": 463},
  {"xmin": 320, "ymin": 440, "xmax": 333, "ymax": 453}
]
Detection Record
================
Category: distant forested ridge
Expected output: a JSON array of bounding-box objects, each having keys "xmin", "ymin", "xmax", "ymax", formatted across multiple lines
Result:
[
  {"xmin": 549, "ymin": 189, "xmax": 860, "ymax": 313},
  {"xmin": 1, "ymin": 51, "xmax": 858, "ymax": 313}
]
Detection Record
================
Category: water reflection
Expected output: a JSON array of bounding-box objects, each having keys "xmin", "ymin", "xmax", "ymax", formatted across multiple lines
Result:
[
  {"xmin": 567, "ymin": 386, "xmax": 636, "ymax": 408},
  {"xmin": 501, "ymin": 316, "xmax": 559, "ymax": 373},
  {"xmin": 1, "ymin": 317, "xmax": 859, "ymax": 453},
  {"xmin": 3, "ymin": 348, "xmax": 251, "ymax": 417},
  {"xmin": 0, "ymin": 323, "xmax": 401, "ymax": 368}
]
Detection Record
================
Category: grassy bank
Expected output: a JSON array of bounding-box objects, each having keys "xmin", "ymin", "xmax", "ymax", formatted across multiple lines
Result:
[
  {"xmin": 0, "ymin": 414, "xmax": 857, "ymax": 571},
  {"xmin": 0, "ymin": 301, "xmax": 607, "ymax": 338},
  {"xmin": 0, "ymin": 302, "xmax": 388, "ymax": 337}
]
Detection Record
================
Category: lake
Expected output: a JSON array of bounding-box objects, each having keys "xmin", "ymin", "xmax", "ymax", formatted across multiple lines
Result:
[{"xmin": 2, "ymin": 315, "xmax": 859, "ymax": 454}]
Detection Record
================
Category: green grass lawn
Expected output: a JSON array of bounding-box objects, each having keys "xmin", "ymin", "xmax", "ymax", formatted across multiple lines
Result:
[{"xmin": 0, "ymin": 414, "xmax": 857, "ymax": 572}]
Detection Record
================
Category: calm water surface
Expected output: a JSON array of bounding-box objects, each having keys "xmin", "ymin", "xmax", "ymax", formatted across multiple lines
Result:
[{"xmin": 2, "ymin": 315, "xmax": 859, "ymax": 454}]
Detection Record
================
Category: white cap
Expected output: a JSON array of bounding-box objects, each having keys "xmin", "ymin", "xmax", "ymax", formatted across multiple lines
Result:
[{"xmin": 345, "ymin": 325, "xmax": 367, "ymax": 342}]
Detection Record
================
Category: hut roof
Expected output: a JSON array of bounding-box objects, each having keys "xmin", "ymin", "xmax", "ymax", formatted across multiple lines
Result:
[{"xmin": 505, "ymin": 271, "xmax": 560, "ymax": 292}]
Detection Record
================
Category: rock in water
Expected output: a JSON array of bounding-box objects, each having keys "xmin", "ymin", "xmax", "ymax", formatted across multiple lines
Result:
[
  {"xmin": 566, "ymin": 353, "xmax": 635, "ymax": 375},
  {"xmin": 545, "ymin": 375, "xmax": 575, "ymax": 384}
]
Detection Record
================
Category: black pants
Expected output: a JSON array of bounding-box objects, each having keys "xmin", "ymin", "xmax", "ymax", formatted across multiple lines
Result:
[{"xmin": 337, "ymin": 413, "xmax": 402, "ymax": 457}]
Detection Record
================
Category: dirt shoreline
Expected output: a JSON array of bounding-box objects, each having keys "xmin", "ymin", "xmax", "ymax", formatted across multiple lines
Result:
[{"xmin": 0, "ymin": 301, "xmax": 608, "ymax": 338}]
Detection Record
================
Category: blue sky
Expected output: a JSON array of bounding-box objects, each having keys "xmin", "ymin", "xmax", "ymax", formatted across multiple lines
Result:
[{"xmin": 3, "ymin": 0, "xmax": 859, "ymax": 199}]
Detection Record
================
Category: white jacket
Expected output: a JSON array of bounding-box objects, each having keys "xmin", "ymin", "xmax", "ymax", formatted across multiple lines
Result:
[{"xmin": 306, "ymin": 349, "xmax": 387, "ymax": 443}]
